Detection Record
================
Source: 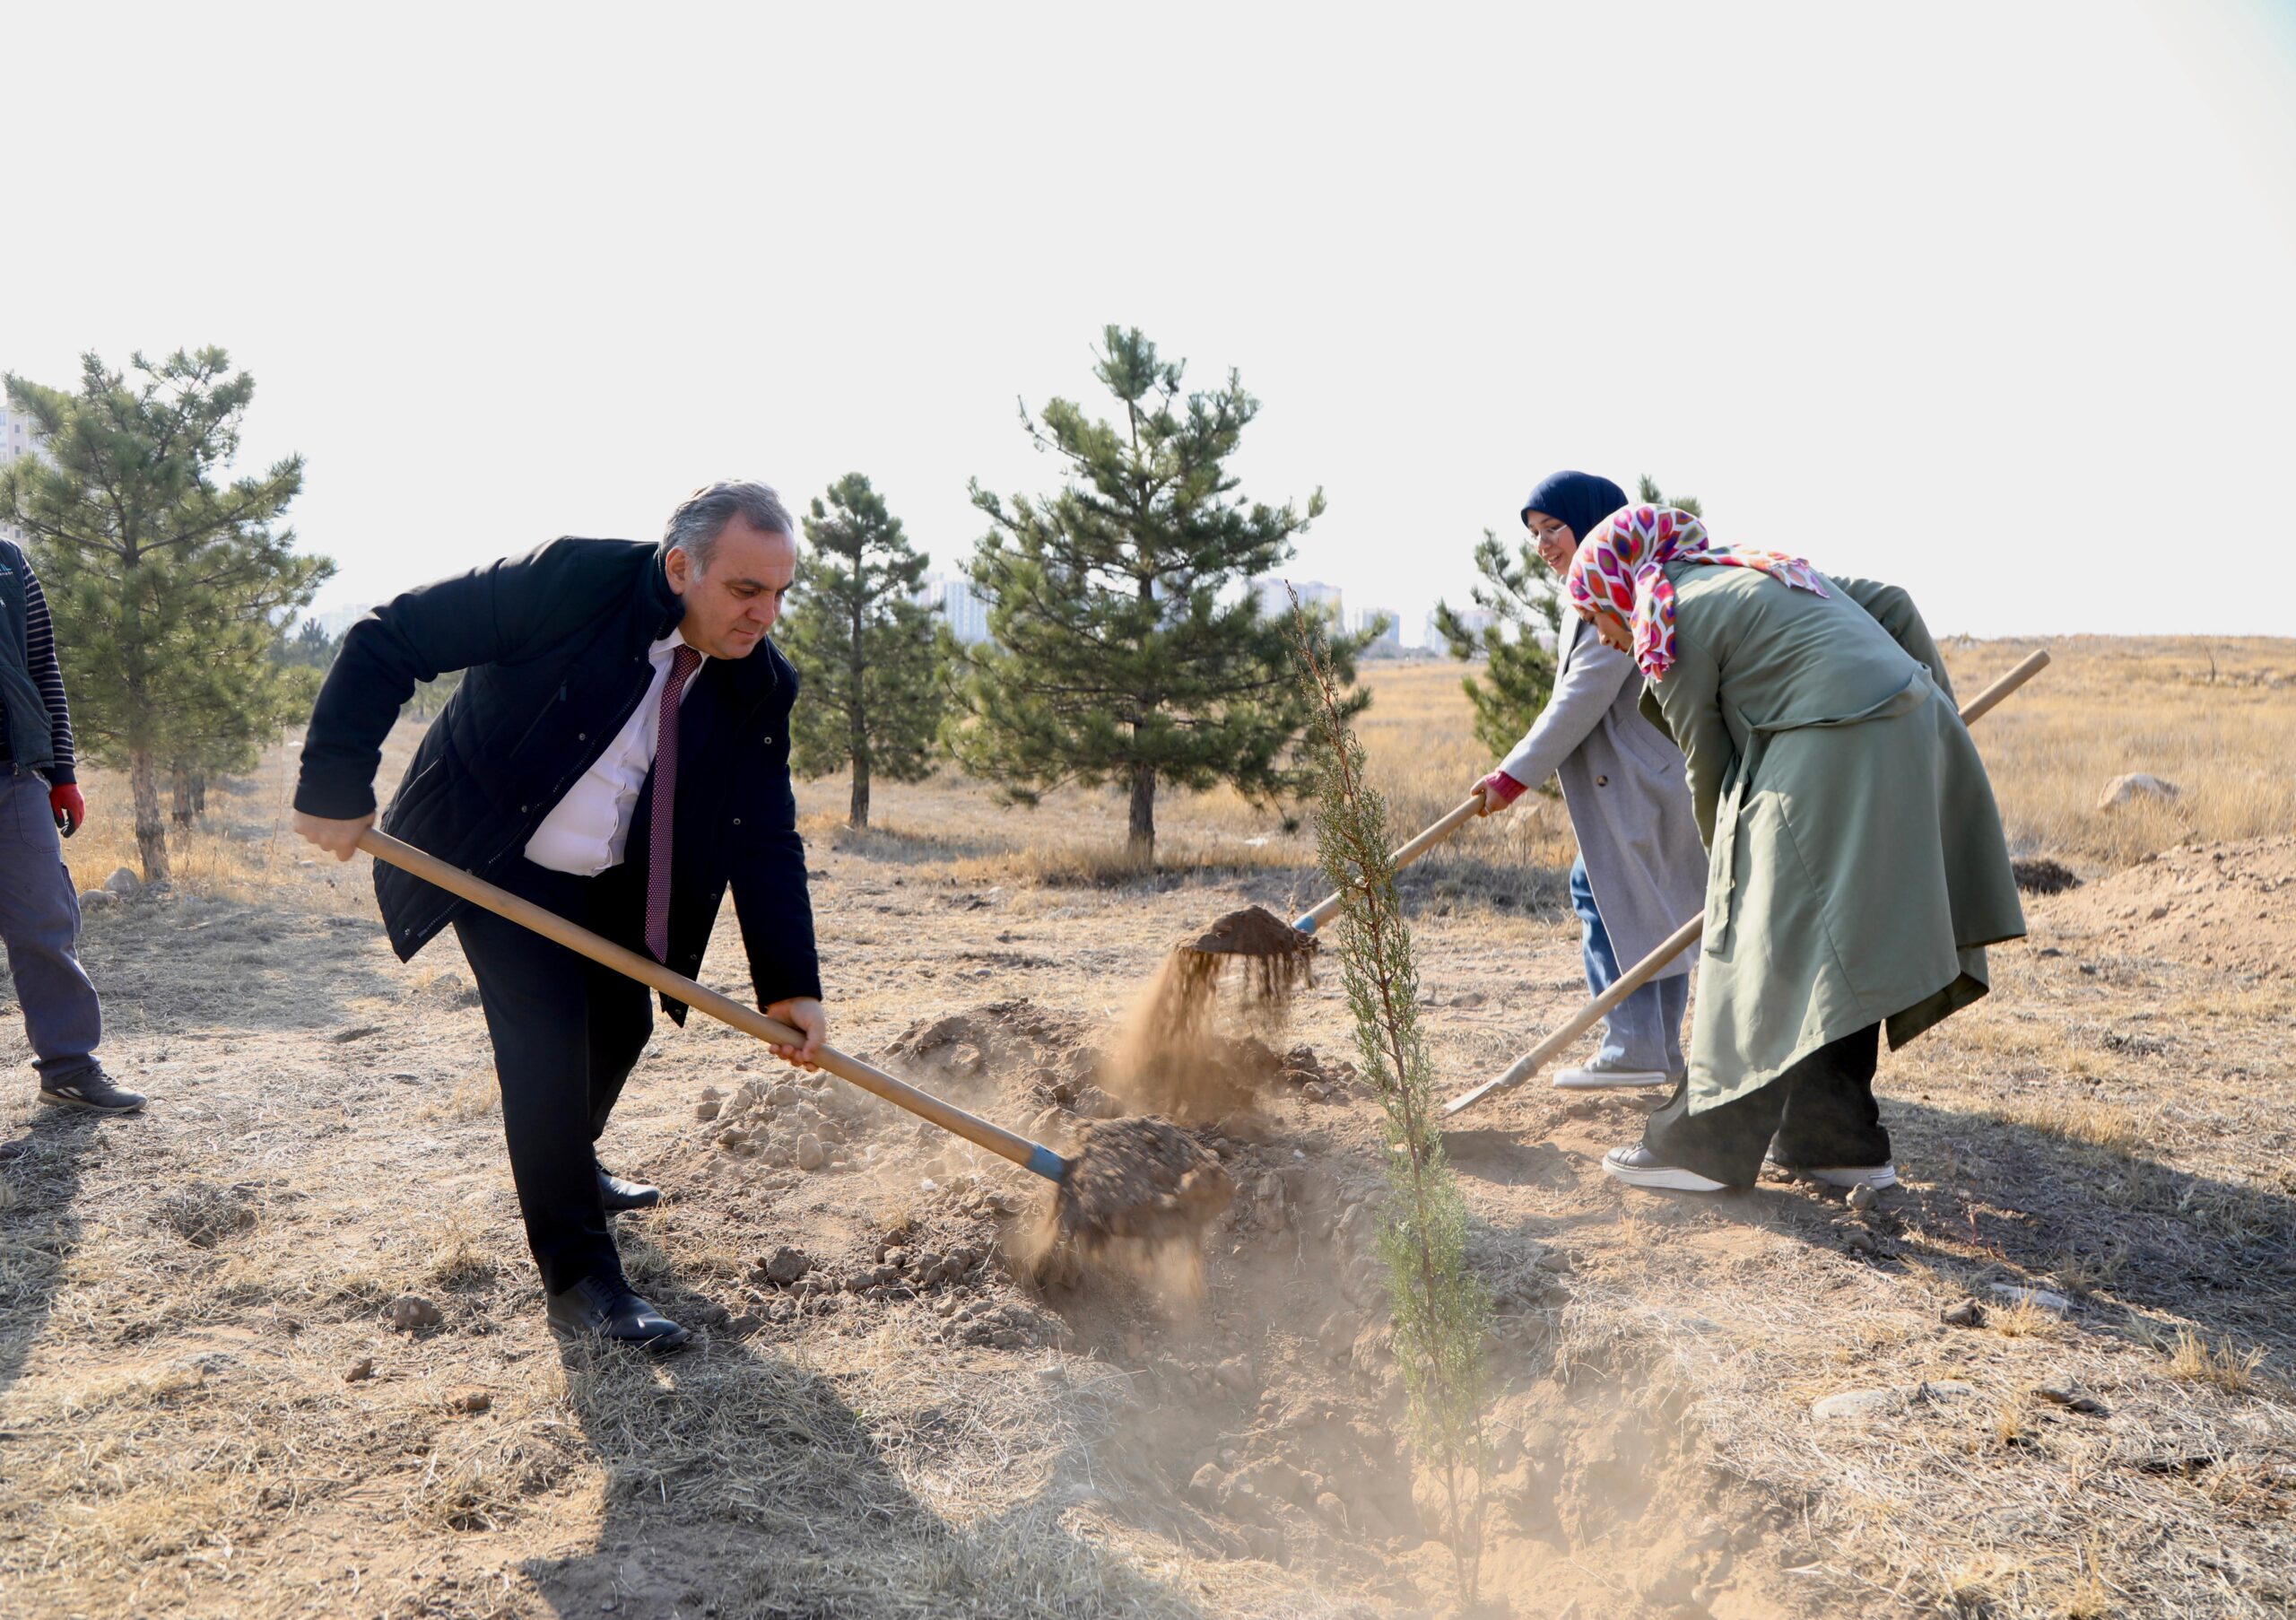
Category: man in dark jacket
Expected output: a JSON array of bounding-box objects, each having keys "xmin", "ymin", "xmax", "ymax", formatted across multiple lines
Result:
[
  {"xmin": 0, "ymin": 536, "xmax": 142, "ymax": 1113},
  {"xmin": 292, "ymin": 481, "xmax": 826, "ymax": 1350}
]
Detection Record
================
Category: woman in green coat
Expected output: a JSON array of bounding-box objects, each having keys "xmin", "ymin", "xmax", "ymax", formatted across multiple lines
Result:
[{"xmin": 1564, "ymin": 506, "xmax": 2025, "ymax": 1194}]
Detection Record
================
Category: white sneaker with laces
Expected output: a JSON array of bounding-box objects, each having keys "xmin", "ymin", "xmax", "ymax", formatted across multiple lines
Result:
[{"xmin": 1601, "ymin": 1145, "xmax": 1728, "ymax": 1192}]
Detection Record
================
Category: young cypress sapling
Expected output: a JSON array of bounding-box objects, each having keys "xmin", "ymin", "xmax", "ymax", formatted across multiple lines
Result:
[{"xmin": 1289, "ymin": 595, "xmax": 1491, "ymax": 1605}]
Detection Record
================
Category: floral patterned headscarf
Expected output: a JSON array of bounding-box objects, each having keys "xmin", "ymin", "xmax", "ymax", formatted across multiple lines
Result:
[{"xmin": 1565, "ymin": 504, "xmax": 1828, "ymax": 680}]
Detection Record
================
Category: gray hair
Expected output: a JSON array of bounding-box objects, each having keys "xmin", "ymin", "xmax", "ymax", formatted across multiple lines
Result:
[{"xmin": 660, "ymin": 480, "xmax": 795, "ymax": 573}]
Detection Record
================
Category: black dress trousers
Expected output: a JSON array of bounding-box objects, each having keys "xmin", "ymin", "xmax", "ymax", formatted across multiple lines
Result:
[
  {"xmin": 1640, "ymin": 1023, "xmax": 1889, "ymax": 1188},
  {"xmin": 451, "ymin": 855, "xmax": 654, "ymax": 1295}
]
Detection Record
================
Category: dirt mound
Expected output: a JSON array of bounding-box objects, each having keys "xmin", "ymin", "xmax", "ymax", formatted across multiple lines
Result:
[
  {"xmin": 2012, "ymin": 856, "xmax": 2081, "ymax": 894},
  {"xmin": 2039, "ymin": 835, "xmax": 2296, "ymax": 978},
  {"xmin": 885, "ymin": 997, "xmax": 1102, "ymax": 1096}
]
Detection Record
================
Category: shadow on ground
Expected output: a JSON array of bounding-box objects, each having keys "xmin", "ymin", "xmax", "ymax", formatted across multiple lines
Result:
[
  {"xmin": 524, "ymin": 1236, "xmax": 1217, "ymax": 1620},
  {"xmin": 0, "ymin": 1110, "xmax": 106, "ymax": 1404},
  {"xmin": 1518, "ymin": 1090, "xmax": 2296, "ymax": 1378}
]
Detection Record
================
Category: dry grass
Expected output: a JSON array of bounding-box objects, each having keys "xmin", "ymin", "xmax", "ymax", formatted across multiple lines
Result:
[
  {"xmin": 1942, "ymin": 636, "xmax": 2296, "ymax": 866},
  {"xmin": 2169, "ymin": 1328, "xmax": 2267, "ymax": 1395}
]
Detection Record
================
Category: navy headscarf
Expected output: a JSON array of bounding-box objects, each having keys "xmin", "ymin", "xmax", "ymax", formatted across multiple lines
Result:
[{"xmin": 1519, "ymin": 470, "xmax": 1629, "ymax": 546}]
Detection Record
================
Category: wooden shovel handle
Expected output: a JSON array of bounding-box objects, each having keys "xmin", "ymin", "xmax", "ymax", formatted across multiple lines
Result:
[
  {"xmin": 355, "ymin": 828, "xmax": 1068, "ymax": 1182},
  {"xmin": 1441, "ymin": 648, "xmax": 2051, "ymax": 1117},
  {"xmin": 1294, "ymin": 793, "xmax": 1487, "ymax": 933}
]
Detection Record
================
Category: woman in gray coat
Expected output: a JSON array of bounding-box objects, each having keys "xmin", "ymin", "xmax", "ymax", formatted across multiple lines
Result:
[{"xmin": 1471, "ymin": 471, "xmax": 1708, "ymax": 1089}]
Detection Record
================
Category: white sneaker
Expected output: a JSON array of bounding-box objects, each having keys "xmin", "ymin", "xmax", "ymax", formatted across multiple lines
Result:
[
  {"xmin": 1791, "ymin": 1163, "xmax": 1899, "ymax": 1190},
  {"xmin": 1601, "ymin": 1145, "xmax": 1728, "ymax": 1192},
  {"xmin": 1553, "ymin": 1063, "xmax": 1674, "ymax": 1091}
]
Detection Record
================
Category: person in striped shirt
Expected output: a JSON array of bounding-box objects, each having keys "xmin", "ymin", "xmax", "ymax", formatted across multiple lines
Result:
[{"xmin": 0, "ymin": 536, "xmax": 142, "ymax": 1112}]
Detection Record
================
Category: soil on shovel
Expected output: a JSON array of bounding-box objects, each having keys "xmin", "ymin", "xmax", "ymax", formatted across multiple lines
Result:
[
  {"xmin": 1177, "ymin": 903, "xmax": 1318, "ymax": 1009},
  {"xmin": 1109, "ymin": 906, "xmax": 1321, "ymax": 1123},
  {"xmin": 1054, "ymin": 1115, "xmax": 1235, "ymax": 1250}
]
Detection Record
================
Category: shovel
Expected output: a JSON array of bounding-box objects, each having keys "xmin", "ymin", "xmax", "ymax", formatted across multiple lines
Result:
[
  {"xmin": 1441, "ymin": 648, "xmax": 2051, "ymax": 1118},
  {"xmin": 1289, "ymin": 794, "xmax": 1487, "ymax": 935},
  {"xmin": 356, "ymin": 828, "xmax": 1072, "ymax": 1184}
]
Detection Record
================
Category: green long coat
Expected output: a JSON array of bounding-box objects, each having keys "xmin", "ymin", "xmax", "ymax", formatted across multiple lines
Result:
[{"xmin": 1639, "ymin": 566, "xmax": 2026, "ymax": 1111}]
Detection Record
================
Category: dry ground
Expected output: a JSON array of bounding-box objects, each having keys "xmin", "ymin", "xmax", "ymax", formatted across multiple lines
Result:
[{"xmin": 2, "ymin": 640, "xmax": 2292, "ymax": 1619}]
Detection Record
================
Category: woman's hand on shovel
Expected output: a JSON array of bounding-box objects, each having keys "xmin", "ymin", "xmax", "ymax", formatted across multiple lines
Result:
[
  {"xmin": 1469, "ymin": 771, "xmax": 1526, "ymax": 817},
  {"xmin": 765, "ymin": 997, "xmax": 827, "ymax": 1069}
]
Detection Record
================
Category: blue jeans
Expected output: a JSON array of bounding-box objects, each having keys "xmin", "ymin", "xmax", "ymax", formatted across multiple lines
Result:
[
  {"xmin": 0, "ymin": 770, "xmax": 104, "ymax": 1085},
  {"xmin": 1570, "ymin": 857, "xmax": 1686, "ymax": 1076}
]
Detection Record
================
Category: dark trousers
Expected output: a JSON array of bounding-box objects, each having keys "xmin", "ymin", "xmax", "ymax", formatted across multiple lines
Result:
[
  {"xmin": 451, "ymin": 858, "xmax": 653, "ymax": 1295},
  {"xmin": 1642, "ymin": 1023, "xmax": 1887, "ymax": 1188},
  {"xmin": 0, "ymin": 771, "xmax": 103, "ymax": 1085}
]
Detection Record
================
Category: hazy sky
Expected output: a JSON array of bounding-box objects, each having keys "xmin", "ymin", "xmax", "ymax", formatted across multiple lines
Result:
[{"xmin": 5, "ymin": 1, "xmax": 2292, "ymax": 640}]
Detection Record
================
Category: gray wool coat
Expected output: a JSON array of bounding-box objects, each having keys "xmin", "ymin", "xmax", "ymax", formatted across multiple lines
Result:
[{"xmin": 1499, "ymin": 616, "xmax": 1708, "ymax": 978}]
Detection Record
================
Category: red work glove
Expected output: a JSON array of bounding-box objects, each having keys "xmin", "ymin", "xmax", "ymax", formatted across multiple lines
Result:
[{"xmin": 50, "ymin": 782, "xmax": 85, "ymax": 838}]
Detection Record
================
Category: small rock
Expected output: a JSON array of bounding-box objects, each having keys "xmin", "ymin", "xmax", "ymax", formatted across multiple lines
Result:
[
  {"xmin": 103, "ymin": 866, "xmax": 141, "ymax": 895},
  {"xmin": 795, "ymin": 1134, "xmax": 825, "ymax": 1171},
  {"xmin": 1811, "ymin": 1389, "xmax": 1898, "ymax": 1421},
  {"xmin": 78, "ymin": 888, "xmax": 118, "ymax": 907},
  {"xmin": 1989, "ymin": 1283, "xmax": 2073, "ymax": 1314},
  {"xmin": 1909, "ymin": 1379, "xmax": 1979, "ymax": 1404},
  {"xmin": 388, "ymin": 1294, "xmax": 443, "ymax": 1332},
  {"xmin": 344, "ymin": 1356, "xmax": 376, "ymax": 1382},
  {"xmin": 1942, "ymin": 1300, "xmax": 1986, "ymax": 1328},
  {"xmin": 761, "ymin": 1241, "xmax": 808, "ymax": 1286},
  {"xmin": 329, "ymin": 1024, "xmax": 382, "ymax": 1044},
  {"xmin": 950, "ymin": 1043, "xmax": 985, "ymax": 1076},
  {"xmin": 1187, "ymin": 1462, "xmax": 1226, "ymax": 1507},
  {"xmin": 1452, "ymin": 990, "xmax": 1486, "ymax": 1008},
  {"xmin": 2033, "ymin": 1379, "xmax": 2110, "ymax": 1416},
  {"xmin": 694, "ymin": 1098, "xmax": 721, "ymax": 1121},
  {"xmin": 1215, "ymin": 1355, "xmax": 1257, "ymax": 1397},
  {"xmin": 1839, "ymin": 1227, "xmax": 1878, "ymax": 1256},
  {"xmin": 2096, "ymin": 772, "xmax": 2180, "ymax": 811},
  {"xmin": 445, "ymin": 1387, "xmax": 491, "ymax": 1415}
]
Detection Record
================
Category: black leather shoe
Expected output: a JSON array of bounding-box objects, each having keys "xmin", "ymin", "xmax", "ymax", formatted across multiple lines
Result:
[
  {"xmin": 39, "ymin": 1071, "xmax": 146, "ymax": 1113},
  {"xmin": 596, "ymin": 1159, "xmax": 661, "ymax": 1212},
  {"xmin": 545, "ymin": 1277, "xmax": 691, "ymax": 1351}
]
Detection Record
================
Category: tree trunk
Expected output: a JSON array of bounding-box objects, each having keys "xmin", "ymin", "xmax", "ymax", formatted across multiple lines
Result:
[
  {"xmin": 170, "ymin": 762, "xmax": 195, "ymax": 826},
  {"xmin": 1127, "ymin": 761, "xmax": 1156, "ymax": 866},
  {"xmin": 131, "ymin": 749, "xmax": 171, "ymax": 884},
  {"xmin": 191, "ymin": 773, "xmax": 208, "ymax": 818},
  {"xmin": 848, "ymin": 599, "xmax": 870, "ymax": 829}
]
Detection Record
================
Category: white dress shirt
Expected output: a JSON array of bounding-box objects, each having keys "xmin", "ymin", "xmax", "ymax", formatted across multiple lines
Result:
[{"xmin": 525, "ymin": 633, "xmax": 705, "ymax": 875}]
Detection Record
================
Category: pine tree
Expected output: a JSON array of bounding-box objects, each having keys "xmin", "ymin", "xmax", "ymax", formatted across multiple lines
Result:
[
  {"xmin": 1433, "ymin": 531, "xmax": 1565, "ymax": 760},
  {"xmin": 1, "ymin": 350, "xmax": 331, "ymax": 881},
  {"xmin": 1435, "ymin": 474, "xmax": 1701, "ymax": 758},
  {"xmin": 1635, "ymin": 474, "xmax": 1701, "ymax": 518},
  {"xmin": 781, "ymin": 473, "xmax": 946, "ymax": 829},
  {"xmin": 956, "ymin": 326, "xmax": 1370, "ymax": 864}
]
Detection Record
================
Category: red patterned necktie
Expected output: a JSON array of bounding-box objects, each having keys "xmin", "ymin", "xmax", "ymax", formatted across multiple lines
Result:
[{"xmin": 645, "ymin": 644, "xmax": 703, "ymax": 962}]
